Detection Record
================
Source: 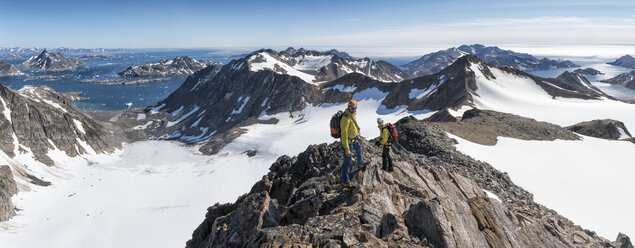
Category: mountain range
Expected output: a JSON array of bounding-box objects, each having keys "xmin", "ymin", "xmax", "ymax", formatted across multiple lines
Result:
[
  {"xmin": 403, "ymin": 44, "xmax": 579, "ymax": 77},
  {"xmin": 118, "ymin": 56, "xmax": 222, "ymax": 77}
]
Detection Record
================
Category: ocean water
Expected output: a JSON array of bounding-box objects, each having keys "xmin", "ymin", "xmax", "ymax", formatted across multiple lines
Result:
[{"xmin": 0, "ymin": 49, "xmax": 240, "ymax": 111}]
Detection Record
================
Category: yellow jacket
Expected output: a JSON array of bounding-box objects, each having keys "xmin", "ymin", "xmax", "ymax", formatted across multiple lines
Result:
[
  {"xmin": 340, "ymin": 109, "xmax": 359, "ymax": 150},
  {"xmin": 378, "ymin": 124, "xmax": 391, "ymax": 145}
]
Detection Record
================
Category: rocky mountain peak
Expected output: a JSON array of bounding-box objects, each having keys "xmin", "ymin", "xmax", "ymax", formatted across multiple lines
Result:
[
  {"xmin": 185, "ymin": 115, "xmax": 626, "ymax": 247},
  {"xmin": 607, "ymin": 55, "xmax": 635, "ymax": 69},
  {"xmin": 18, "ymin": 50, "xmax": 85, "ymax": 71},
  {"xmin": 118, "ymin": 56, "xmax": 220, "ymax": 77}
]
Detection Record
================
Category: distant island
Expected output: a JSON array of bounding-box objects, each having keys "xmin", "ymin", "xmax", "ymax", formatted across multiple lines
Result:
[{"xmin": 78, "ymin": 77, "xmax": 169, "ymax": 85}]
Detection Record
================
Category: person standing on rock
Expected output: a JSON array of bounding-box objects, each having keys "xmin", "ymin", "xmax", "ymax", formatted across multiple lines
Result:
[
  {"xmin": 375, "ymin": 117, "xmax": 394, "ymax": 172},
  {"xmin": 340, "ymin": 100, "xmax": 364, "ymax": 187}
]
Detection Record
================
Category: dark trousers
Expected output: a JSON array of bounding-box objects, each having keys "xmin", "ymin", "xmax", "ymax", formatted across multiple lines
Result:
[
  {"xmin": 382, "ymin": 146, "xmax": 393, "ymax": 170},
  {"xmin": 341, "ymin": 140, "xmax": 363, "ymax": 183}
]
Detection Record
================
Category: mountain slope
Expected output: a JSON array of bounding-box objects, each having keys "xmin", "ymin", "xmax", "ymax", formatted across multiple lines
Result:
[
  {"xmin": 0, "ymin": 60, "xmax": 24, "ymax": 77},
  {"xmin": 186, "ymin": 117, "xmax": 625, "ymax": 247},
  {"xmin": 601, "ymin": 70, "xmax": 635, "ymax": 91},
  {"xmin": 118, "ymin": 56, "xmax": 222, "ymax": 77},
  {"xmin": 404, "ymin": 44, "xmax": 578, "ymax": 77},
  {"xmin": 608, "ymin": 55, "xmax": 635, "ymax": 69},
  {"xmin": 18, "ymin": 50, "xmax": 85, "ymax": 71}
]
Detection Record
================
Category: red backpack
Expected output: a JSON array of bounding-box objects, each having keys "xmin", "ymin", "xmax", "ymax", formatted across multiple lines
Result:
[{"xmin": 386, "ymin": 123, "xmax": 398, "ymax": 143}]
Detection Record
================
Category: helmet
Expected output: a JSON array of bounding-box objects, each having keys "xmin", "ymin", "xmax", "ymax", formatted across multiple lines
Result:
[
  {"xmin": 348, "ymin": 100, "xmax": 357, "ymax": 107},
  {"xmin": 377, "ymin": 117, "xmax": 384, "ymax": 123}
]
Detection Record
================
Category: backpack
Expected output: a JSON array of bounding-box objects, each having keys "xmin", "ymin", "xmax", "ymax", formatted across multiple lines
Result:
[
  {"xmin": 386, "ymin": 123, "xmax": 398, "ymax": 144},
  {"xmin": 329, "ymin": 111, "xmax": 345, "ymax": 138}
]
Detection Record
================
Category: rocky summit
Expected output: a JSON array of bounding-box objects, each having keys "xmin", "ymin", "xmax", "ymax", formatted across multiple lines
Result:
[
  {"xmin": 0, "ymin": 60, "xmax": 24, "ymax": 77},
  {"xmin": 601, "ymin": 70, "xmax": 635, "ymax": 91},
  {"xmin": 186, "ymin": 116, "xmax": 628, "ymax": 248},
  {"xmin": 18, "ymin": 50, "xmax": 85, "ymax": 71},
  {"xmin": 118, "ymin": 56, "xmax": 222, "ymax": 77},
  {"xmin": 403, "ymin": 44, "xmax": 579, "ymax": 77},
  {"xmin": 607, "ymin": 55, "xmax": 635, "ymax": 69}
]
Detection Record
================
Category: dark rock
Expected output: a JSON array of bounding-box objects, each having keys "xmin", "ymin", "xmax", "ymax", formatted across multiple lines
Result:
[
  {"xmin": 426, "ymin": 108, "xmax": 458, "ymax": 122},
  {"xmin": 608, "ymin": 55, "xmax": 635, "ymax": 69},
  {"xmin": 573, "ymin": 68, "xmax": 603, "ymax": 75},
  {"xmin": 403, "ymin": 44, "xmax": 579, "ymax": 76},
  {"xmin": 186, "ymin": 116, "xmax": 619, "ymax": 247},
  {"xmin": 0, "ymin": 60, "xmax": 24, "ymax": 77},
  {"xmin": 0, "ymin": 165, "xmax": 18, "ymax": 221},
  {"xmin": 18, "ymin": 50, "xmax": 84, "ymax": 71},
  {"xmin": 601, "ymin": 70, "xmax": 635, "ymax": 91},
  {"xmin": 613, "ymin": 233, "xmax": 633, "ymax": 248},
  {"xmin": 566, "ymin": 119, "xmax": 632, "ymax": 140},
  {"xmin": 118, "ymin": 56, "xmax": 221, "ymax": 77},
  {"xmin": 434, "ymin": 109, "xmax": 580, "ymax": 145}
]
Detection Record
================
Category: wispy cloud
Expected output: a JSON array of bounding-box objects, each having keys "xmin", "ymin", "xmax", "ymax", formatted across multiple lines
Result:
[{"xmin": 344, "ymin": 18, "xmax": 361, "ymax": 22}]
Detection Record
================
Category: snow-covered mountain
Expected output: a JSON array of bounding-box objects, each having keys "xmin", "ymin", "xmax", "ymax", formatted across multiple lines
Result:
[
  {"xmin": 119, "ymin": 54, "xmax": 615, "ymax": 157},
  {"xmin": 118, "ymin": 56, "xmax": 222, "ymax": 77},
  {"xmin": 0, "ymin": 84, "xmax": 122, "ymax": 219},
  {"xmin": 18, "ymin": 50, "xmax": 85, "ymax": 71},
  {"xmin": 248, "ymin": 48, "xmax": 408, "ymax": 83},
  {"xmin": 403, "ymin": 44, "xmax": 579, "ymax": 77},
  {"xmin": 608, "ymin": 55, "xmax": 635, "ymax": 69},
  {"xmin": 601, "ymin": 70, "xmax": 635, "ymax": 90},
  {"xmin": 0, "ymin": 54, "xmax": 25, "ymax": 60},
  {"xmin": 0, "ymin": 60, "xmax": 24, "ymax": 77}
]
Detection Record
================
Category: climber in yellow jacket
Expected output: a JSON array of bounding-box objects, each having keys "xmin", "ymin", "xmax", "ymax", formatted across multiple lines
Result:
[
  {"xmin": 375, "ymin": 117, "xmax": 394, "ymax": 172},
  {"xmin": 340, "ymin": 100, "xmax": 364, "ymax": 187}
]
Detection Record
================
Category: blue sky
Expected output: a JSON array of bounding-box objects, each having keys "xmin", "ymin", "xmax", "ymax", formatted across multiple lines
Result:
[{"xmin": 1, "ymin": 0, "xmax": 635, "ymax": 56}]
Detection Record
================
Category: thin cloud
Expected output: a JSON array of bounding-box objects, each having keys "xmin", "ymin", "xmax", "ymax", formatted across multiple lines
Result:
[{"xmin": 344, "ymin": 18, "xmax": 361, "ymax": 22}]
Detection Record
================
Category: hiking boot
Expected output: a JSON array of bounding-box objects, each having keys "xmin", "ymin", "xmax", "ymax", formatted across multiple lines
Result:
[{"xmin": 343, "ymin": 182, "xmax": 353, "ymax": 188}]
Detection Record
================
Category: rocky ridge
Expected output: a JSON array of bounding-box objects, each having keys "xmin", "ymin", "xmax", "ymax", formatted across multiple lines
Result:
[
  {"xmin": 0, "ymin": 60, "xmax": 24, "ymax": 77},
  {"xmin": 18, "ymin": 50, "xmax": 85, "ymax": 71},
  {"xmin": 186, "ymin": 116, "xmax": 628, "ymax": 247},
  {"xmin": 403, "ymin": 44, "xmax": 579, "ymax": 77},
  {"xmin": 601, "ymin": 70, "xmax": 635, "ymax": 91},
  {"xmin": 608, "ymin": 55, "xmax": 635, "ymax": 69},
  {"xmin": 118, "ymin": 56, "xmax": 222, "ymax": 77},
  {"xmin": 429, "ymin": 109, "xmax": 580, "ymax": 145},
  {"xmin": 566, "ymin": 119, "xmax": 633, "ymax": 140}
]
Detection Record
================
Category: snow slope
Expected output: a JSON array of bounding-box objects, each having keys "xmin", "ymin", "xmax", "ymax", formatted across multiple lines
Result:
[
  {"xmin": 0, "ymin": 96, "xmax": 435, "ymax": 248},
  {"xmin": 469, "ymin": 63, "xmax": 635, "ymax": 132},
  {"xmin": 451, "ymin": 134, "xmax": 634, "ymax": 239}
]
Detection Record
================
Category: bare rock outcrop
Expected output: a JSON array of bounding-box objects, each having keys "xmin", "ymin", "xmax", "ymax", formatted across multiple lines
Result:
[
  {"xmin": 566, "ymin": 119, "xmax": 633, "ymax": 140},
  {"xmin": 0, "ymin": 165, "xmax": 18, "ymax": 221}
]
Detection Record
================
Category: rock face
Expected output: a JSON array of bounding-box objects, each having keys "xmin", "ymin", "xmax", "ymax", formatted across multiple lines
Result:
[
  {"xmin": 120, "ymin": 55, "xmax": 607, "ymax": 155},
  {"xmin": 601, "ymin": 70, "xmax": 635, "ymax": 91},
  {"xmin": 573, "ymin": 68, "xmax": 603, "ymax": 75},
  {"xmin": 403, "ymin": 44, "xmax": 579, "ymax": 77},
  {"xmin": 118, "ymin": 56, "xmax": 221, "ymax": 77},
  {"xmin": 566, "ymin": 119, "xmax": 633, "ymax": 140},
  {"xmin": 608, "ymin": 55, "xmax": 635, "ymax": 69},
  {"xmin": 186, "ymin": 116, "xmax": 622, "ymax": 247},
  {"xmin": 433, "ymin": 109, "xmax": 580, "ymax": 145},
  {"xmin": 0, "ymin": 165, "xmax": 18, "ymax": 221},
  {"xmin": 1, "ymin": 84, "xmax": 122, "ymax": 168},
  {"xmin": 18, "ymin": 50, "xmax": 85, "ymax": 71},
  {"xmin": 0, "ymin": 60, "xmax": 24, "ymax": 77}
]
